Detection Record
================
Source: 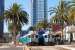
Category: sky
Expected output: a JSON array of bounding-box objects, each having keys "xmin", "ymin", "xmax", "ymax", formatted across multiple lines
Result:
[{"xmin": 4, "ymin": 0, "xmax": 59, "ymax": 32}]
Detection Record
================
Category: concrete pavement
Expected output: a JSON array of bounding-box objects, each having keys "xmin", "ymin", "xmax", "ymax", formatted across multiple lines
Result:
[
  {"xmin": 0, "ymin": 47, "xmax": 23, "ymax": 50},
  {"xmin": 0, "ymin": 45, "xmax": 75, "ymax": 50},
  {"xmin": 0, "ymin": 46, "xmax": 71, "ymax": 50},
  {"xmin": 30, "ymin": 46, "xmax": 70, "ymax": 50},
  {"xmin": 0, "ymin": 45, "xmax": 29, "ymax": 50},
  {"xmin": 55, "ymin": 45, "xmax": 75, "ymax": 50}
]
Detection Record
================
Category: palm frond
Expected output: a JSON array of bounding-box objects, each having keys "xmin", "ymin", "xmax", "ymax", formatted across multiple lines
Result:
[{"xmin": 4, "ymin": 3, "xmax": 29, "ymax": 33}]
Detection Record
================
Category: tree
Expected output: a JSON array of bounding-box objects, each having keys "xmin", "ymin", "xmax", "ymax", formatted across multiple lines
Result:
[
  {"xmin": 28, "ymin": 26, "xmax": 36, "ymax": 31},
  {"xmin": 49, "ymin": 0, "xmax": 75, "ymax": 43},
  {"xmin": 36, "ymin": 21, "xmax": 48, "ymax": 30},
  {"xmin": 49, "ymin": 0, "xmax": 75, "ymax": 24},
  {"xmin": 67, "ymin": 7, "xmax": 75, "ymax": 25},
  {"xmin": 67, "ymin": 7, "xmax": 75, "ymax": 43},
  {"xmin": 4, "ymin": 3, "xmax": 28, "ymax": 45}
]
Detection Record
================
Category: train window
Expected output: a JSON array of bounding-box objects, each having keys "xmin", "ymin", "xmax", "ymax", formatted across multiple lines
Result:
[
  {"xmin": 35, "ymin": 35, "xmax": 38, "ymax": 38},
  {"xmin": 44, "ymin": 35, "xmax": 48, "ymax": 38}
]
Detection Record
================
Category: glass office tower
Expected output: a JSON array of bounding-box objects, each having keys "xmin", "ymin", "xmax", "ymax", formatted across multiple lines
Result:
[
  {"xmin": 0, "ymin": 0, "xmax": 4, "ymax": 37},
  {"xmin": 32, "ymin": 0, "xmax": 47, "ymax": 26}
]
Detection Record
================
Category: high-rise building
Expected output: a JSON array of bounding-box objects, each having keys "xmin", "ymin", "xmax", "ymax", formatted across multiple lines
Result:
[
  {"xmin": 0, "ymin": 0, "xmax": 4, "ymax": 37},
  {"xmin": 31, "ymin": 0, "xmax": 47, "ymax": 26}
]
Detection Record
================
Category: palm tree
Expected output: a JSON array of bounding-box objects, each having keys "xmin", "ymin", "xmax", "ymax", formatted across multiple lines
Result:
[
  {"xmin": 49, "ymin": 0, "xmax": 75, "ymax": 24},
  {"xmin": 49, "ymin": 0, "xmax": 75, "ymax": 44},
  {"xmin": 67, "ymin": 7, "xmax": 75, "ymax": 25},
  {"xmin": 4, "ymin": 3, "xmax": 28, "ymax": 45},
  {"xmin": 67, "ymin": 7, "xmax": 75, "ymax": 43}
]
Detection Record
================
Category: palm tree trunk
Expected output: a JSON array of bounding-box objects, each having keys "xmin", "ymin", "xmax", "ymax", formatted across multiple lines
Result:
[
  {"xmin": 61, "ymin": 25, "xmax": 64, "ymax": 44},
  {"xmin": 12, "ymin": 26, "xmax": 17, "ymax": 46},
  {"xmin": 12, "ymin": 32, "xmax": 16, "ymax": 46}
]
